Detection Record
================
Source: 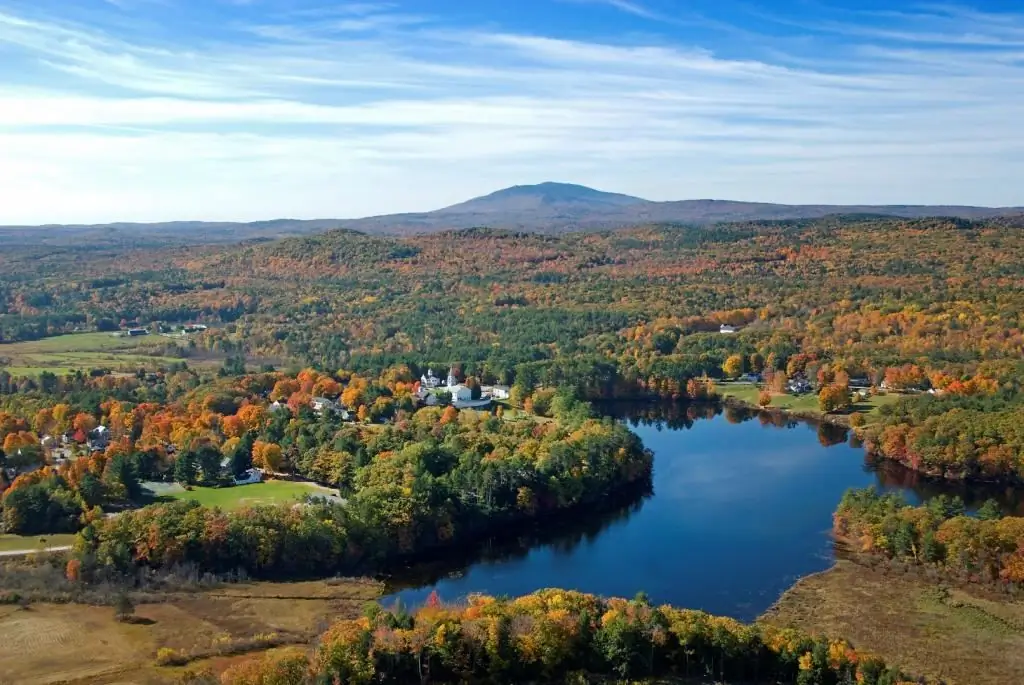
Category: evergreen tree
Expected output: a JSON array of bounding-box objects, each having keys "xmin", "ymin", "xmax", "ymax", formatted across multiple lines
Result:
[
  {"xmin": 196, "ymin": 445, "xmax": 224, "ymax": 484},
  {"xmin": 104, "ymin": 453, "xmax": 142, "ymax": 501},
  {"xmin": 230, "ymin": 432, "xmax": 255, "ymax": 477},
  {"xmin": 977, "ymin": 498, "xmax": 1002, "ymax": 521},
  {"xmin": 174, "ymin": 451, "xmax": 198, "ymax": 485},
  {"xmin": 79, "ymin": 472, "xmax": 105, "ymax": 507}
]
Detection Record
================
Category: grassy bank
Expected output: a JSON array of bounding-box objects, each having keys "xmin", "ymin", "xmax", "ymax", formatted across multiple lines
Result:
[
  {"xmin": 761, "ymin": 559, "xmax": 1024, "ymax": 685},
  {"xmin": 719, "ymin": 383, "xmax": 902, "ymax": 420}
]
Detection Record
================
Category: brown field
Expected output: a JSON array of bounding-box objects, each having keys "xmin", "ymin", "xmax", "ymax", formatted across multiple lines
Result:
[
  {"xmin": 0, "ymin": 578, "xmax": 381, "ymax": 685},
  {"xmin": 761, "ymin": 559, "xmax": 1024, "ymax": 685}
]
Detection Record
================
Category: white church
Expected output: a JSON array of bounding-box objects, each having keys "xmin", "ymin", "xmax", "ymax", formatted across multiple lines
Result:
[{"xmin": 418, "ymin": 367, "xmax": 492, "ymax": 409}]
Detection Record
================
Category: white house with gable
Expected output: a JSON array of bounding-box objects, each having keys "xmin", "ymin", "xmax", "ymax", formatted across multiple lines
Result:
[{"xmin": 448, "ymin": 384, "xmax": 473, "ymax": 403}]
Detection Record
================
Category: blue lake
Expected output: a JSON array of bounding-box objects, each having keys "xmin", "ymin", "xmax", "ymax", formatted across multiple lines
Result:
[{"xmin": 387, "ymin": 404, "xmax": 1020, "ymax": 621}]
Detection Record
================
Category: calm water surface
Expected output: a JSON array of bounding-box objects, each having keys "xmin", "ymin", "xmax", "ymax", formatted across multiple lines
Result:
[{"xmin": 386, "ymin": 404, "xmax": 1020, "ymax": 621}]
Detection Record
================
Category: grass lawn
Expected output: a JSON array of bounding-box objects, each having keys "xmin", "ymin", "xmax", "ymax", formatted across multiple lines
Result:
[
  {"xmin": 720, "ymin": 382, "xmax": 820, "ymax": 412},
  {"xmin": 0, "ymin": 533, "xmax": 77, "ymax": 553},
  {"xmin": 762, "ymin": 559, "xmax": 1024, "ymax": 685},
  {"xmin": 720, "ymin": 382, "xmax": 902, "ymax": 419},
  {"xmin": 152, "ymin": 480, "xmax": 337, "ymax": 510}
]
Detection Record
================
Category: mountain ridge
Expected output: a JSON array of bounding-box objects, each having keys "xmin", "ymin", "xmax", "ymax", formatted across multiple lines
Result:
[{"xmin": 3, "ymin": 182, "xmax": 1022, "ymax": 243}]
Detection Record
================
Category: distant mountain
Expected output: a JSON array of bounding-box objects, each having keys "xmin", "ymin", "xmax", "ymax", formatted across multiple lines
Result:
[
  {"xmin": 439, "ymin": 182, "xmax": 646, "ymax": 214},
  {"xmin": 3, "ymin": 182, "xmax": 1022, "ymax": 244},
  {"xmin": 338, "ymin": 184, "xmax": 1023, "ymax": 234}
]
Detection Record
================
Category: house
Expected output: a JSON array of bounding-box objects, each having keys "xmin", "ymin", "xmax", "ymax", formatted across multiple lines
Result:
[
  {"xmin": 87, "ymin": 425, "xmax": 110, "ymax": 451},
  {"xmin": 233, "ymin": 468, "xmax": 263, "ymax": 486},
  {"xmin": 127, "ymin": 328, "xmax": 149, "ymax": 337},
  {"xmin": 486, "ymin": 385, "xmax": 511, "ymax": 400},
  {"xmin": 311, "ymin": 397, "xmax": 339, "ymax": 416},
  {"xmin": 786, "ymin": 377, "xmax": 812, "ymax": 395},
  {"xmin": 420, "ymin": 368, "xmax": 442, "ymax": 389},
  {"xmin": 448, "ymin": 385, "xmax": 474, "ymax": 403},
  {"xmin": 738, "ymin": 373, "xmax": 762, "ymax": 384},
  {"xmin": 182, "ymin": 324, "xmax": 208, "ymax": 333},
  {"xmin": 269, "ymin": 400, "xmax": 288, "ymax": 413},
  {"xmin": 719, "ymin": 324, "xmax": 737, "ymax": 334}
]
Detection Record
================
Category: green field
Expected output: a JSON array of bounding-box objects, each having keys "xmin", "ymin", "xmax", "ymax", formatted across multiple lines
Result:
[
  {"xmin": 148, "ymin": 480, "xmax": 338, "ymax": 510},
  {"xmin": 0, "ymin": 533, "xmax": 77, "ymax": 553},
  {"xmin": 0, "ymin": 332, "xmax": 196, "ymax": 376},
  {"xmin": 720, "ymin": 382, "xmax": 902, "ymax": 419}
]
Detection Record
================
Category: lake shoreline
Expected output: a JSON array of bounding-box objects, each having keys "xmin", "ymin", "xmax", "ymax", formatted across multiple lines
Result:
[{"xmin": 720, "ymin": 394, "xmax": 851, "ymax": 427}]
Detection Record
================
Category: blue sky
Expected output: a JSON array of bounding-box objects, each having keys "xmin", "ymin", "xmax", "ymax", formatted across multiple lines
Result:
[{"xmin": 1, "ymin": 0, "xmax": 1023, "ymax": 223}]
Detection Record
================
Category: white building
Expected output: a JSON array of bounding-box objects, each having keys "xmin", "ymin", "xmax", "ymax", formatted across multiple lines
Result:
[
  {"xmin": 420, "ymin": 368, "xmax": 442, "ymax": 389},
  {"xmin": 448, "ymin": 384, "xmax": 473, "ymax": 402},
  {"xmin": 311, "ymin": 397, "xmax": 339, "ymax": 415},
  {"xmin": 720, "ymin": 324, "xmax": 737, "ymax": 334},
  {"xmin": 233, "ymin": 468, "xmax": 263, "ymax": 486},
  {"xmin": 485, "ymin": 385, "xmax": 510, "ymax": 400}
]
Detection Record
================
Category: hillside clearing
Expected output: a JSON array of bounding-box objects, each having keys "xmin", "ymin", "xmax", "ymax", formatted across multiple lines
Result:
[
  {"xmin": 0, "ymin": 331, "xmax": 221, "ymax": 376},
  {"xmin": 145, "ymin": 480, "xmax": 341, "ymax": 510}
]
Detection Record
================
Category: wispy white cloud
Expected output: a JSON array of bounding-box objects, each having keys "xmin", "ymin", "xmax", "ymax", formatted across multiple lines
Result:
[
  {"xmin": 566, "ymin": 0, "xmax": 663, "ymax": 21},
  {"xmin": 0, "ymin": 1, "xmax": 1022, "ymax": 223}
]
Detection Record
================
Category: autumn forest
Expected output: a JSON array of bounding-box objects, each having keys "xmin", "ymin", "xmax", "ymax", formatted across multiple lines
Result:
[{"xmin": 3, "ymin": 214, "xmax": 1024, "ymax": 684}]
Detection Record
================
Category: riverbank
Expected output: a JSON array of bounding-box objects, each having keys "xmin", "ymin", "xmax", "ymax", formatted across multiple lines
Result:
[{"xmin": 761, "ymin": 558, "xmax": 1024, "ymax": 685}]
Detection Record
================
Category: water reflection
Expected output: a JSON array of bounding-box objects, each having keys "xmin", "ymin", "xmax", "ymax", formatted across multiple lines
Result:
[
  {"xmin": 871, "ymin": 457, "xmax": 1024, "ymax": 515},
  {"xmin": 384, "ymin": 479, "xmax": 652, "ymax": 595},
  {"xmin": 384, "ymin": 401, "xmax": 1019, "ymax": 620}
]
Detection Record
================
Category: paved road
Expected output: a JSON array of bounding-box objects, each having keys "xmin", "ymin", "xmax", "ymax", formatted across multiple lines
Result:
[{"xmin": 0, "ymin": 545, "xmax": 72, "ymax": 558}]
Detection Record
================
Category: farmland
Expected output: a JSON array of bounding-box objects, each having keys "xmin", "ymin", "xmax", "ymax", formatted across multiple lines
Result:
[{"xmin": 0, "ymin": 332, "xmax": 215, "ymax": 377}]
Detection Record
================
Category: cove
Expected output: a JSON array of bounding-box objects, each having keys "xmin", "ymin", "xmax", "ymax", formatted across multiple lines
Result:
[{"xmin": 384, "ymin": 403, "xmax": 1020, "ymax": 622}]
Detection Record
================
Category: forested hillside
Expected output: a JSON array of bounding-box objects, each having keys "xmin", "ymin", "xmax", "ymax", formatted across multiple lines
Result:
[
  {"xmin": 4, "ymin": 216, "xmax": 1024, "ymax": 479},
  {"xmin": 6, "ymin": 217, "xmax": 1024, "ymax": 374}
]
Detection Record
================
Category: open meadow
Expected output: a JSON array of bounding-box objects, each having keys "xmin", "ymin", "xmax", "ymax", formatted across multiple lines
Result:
[
  {"xmin": 761, "ymin": 559, "xmax": 1024, "ymax": 685},
  {"xmin": 0, "ymin": 533, "xmax": 76, "ymax": 554},
  {"xmin": 0, "ymin": 332, "xmax": 216, "ymax": 376},
  {"xmin": 0, "ymin": 576, "xmax": 381, "ymax": 685}
]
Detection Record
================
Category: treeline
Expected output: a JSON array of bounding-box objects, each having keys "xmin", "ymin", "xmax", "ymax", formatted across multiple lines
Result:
[
  {"xmin": 70, "ymin": 407, "xmax": 652, "ymax": 578},
  {"xmin": 834, "ymin": 487, "xmax": 1024, "ymax": 588},
  {"xmin": 865, "ymin": 393, "xmax": 1024, "ymax": 482},
  {"xmin": 215, "ymin": 589, "xmax": 922, "ymax": 685}
]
